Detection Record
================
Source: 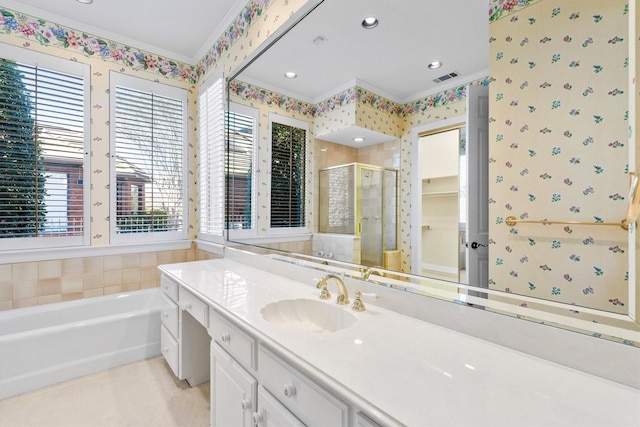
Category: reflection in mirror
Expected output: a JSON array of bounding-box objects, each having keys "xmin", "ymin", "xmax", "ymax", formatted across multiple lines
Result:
[
  {"xmin": 226, "ymin": 0, "xmax": 640, "ymax": 343},
  {"xmin": 418, "ymin": 127, "xmax": 467, "ymax": 283},
  {"xmin": 318, "ymin": 163, "xmax": 398, "ymax": 268}
]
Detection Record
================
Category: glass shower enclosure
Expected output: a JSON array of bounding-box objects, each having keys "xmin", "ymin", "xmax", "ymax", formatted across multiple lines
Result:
[{"xmin": 319, "ymin": 163, "xmax": 398, "ymax": 267}]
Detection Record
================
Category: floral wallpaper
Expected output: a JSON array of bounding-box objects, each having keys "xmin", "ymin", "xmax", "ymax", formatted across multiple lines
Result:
[
  {"xmin": 0, "ymin": 0, "xmax": 312, "ymax": 309},
  {"xmin": 230, "ymin": 80, "xmax": 314, "ymax": 116},
  {"xmin": 489, "ymin": 0, "xmax": 630, "ymax": 315},
  {"xmin": 489, "ymin": 0, "xmax": 545, "ymax": 22},
  {"xmin": 0, "ymin": 0, "xmax": 635, "ymax": 327},
  {"xmin": 0, "ymin": 8, "xmax": 197, "ymax": 82}
]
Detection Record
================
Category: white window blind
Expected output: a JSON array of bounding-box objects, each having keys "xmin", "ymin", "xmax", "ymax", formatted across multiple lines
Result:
[
  {"xmin": 0, "ymin": 48, "xmax": 89, "ymax": 249},
  {"xmin": 269, "ymin": 115, "xmax": 308, "ymax": 233},
  {"xmin": 198, "ymin": 74, "xmax": 225, "ymax": 241},
  {"xmin": 226, "ymin": 103, "xmax": 257, "ymax": 235},
  {"xmin": 110, "ymin": 73, "xmax": 187, "ymax": 243}
]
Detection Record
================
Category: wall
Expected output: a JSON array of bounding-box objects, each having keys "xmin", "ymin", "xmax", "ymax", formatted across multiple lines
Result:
[
  {"xmin": 489, "ymin": 0, "xmax": 630, "ymax": 314},
  {"xmin": 0, "ymin": 247, "xmax": 216, "ymax": 310},
  {"xmin": 0, "ymin": 0, "xmax": 313, "ymax": 309}
]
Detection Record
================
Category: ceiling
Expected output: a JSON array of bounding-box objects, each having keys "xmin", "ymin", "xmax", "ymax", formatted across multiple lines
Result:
[
  {"xmin": 2, "ymin": 0, "xmax": 247, "ymax": 64},
  {"xmin": 238, "ymin": 0, "xmax": 489, "ymax": 104},
  {"xmin": 3, "ymin": 0, "xmax": 488, "ymax": 105}
]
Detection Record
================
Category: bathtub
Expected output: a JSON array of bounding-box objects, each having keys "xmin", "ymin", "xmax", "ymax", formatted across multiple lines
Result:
[{"xmin": 0, "ymin": 288, "xmax": 162, "ymax": 400}]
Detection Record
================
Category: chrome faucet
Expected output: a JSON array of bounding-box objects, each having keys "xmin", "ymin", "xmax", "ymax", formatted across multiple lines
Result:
[{"xmin": 316, "ymin": 274, "xmax": 349, "ymax": 305}]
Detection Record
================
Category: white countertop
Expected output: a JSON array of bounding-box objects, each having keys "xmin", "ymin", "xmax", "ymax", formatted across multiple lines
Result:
[{"xmin": 159, "ymin": 258, "xmax": 640, "ymax": 426}]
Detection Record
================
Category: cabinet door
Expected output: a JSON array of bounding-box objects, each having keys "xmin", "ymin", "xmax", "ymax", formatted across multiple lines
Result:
[
  {"xmin": 211, "ymin": 342, "xmax": 257, "ymax": 427},
  {"xmin": 253, "ymin": 386, "xmax": 305, "ymax": 427}
]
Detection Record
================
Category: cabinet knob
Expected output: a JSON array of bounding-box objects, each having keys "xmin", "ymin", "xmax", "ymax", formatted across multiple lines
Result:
[
  {"xmin": 162, "ymin": 312, "xmax": 169, "ymax": 318},
  {"xmin": 162, "ymin": 346, "xmax": 168, "ymax": 354},
  {"xmin": 241, "ymin": 398, "xmax": 252, "ymax": 411},
  {"xmin": 221, "ymin": 332, "xmax": 230, "ymax": 343},
  {"xmin": 251, "ymin": 411, "xmax": 263, "ymax": 425},
  {"xmin": 283, "ymin": 383, "xmax": 296, "ymax": 398},
  {"xmin": 183, "ymin": 303, "xmax": 192, "ymax": 310}
]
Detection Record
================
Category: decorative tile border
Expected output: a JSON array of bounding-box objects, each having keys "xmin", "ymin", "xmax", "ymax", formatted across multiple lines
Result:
[
  {"xmin": 0, "ymin": 8, "xmax": 198, "ymax": 83},
  {"xmin": 233, "ymin": 79, "xmax": 491, "ymax": 119},
  {"xmin": 229, "ymin": 80, "xmax": 315, "ymax": 116},
  {"xmin": 314, "ymin": 87, "xmax": 357, "ymax": 116},
  {"xmin": 355, "ymin": 87, "xmax": 401, "ymax": 116},
  {"xmin": 196, "ymin": 0, "xmax": 272, "ymax": 77},
  {"xmin": 0, "ymin": 0, "xmax": 278, "ymax": 83},
  {"xmin": 489, "ymin": 0, "xmax": 545, "ymax": 22}
]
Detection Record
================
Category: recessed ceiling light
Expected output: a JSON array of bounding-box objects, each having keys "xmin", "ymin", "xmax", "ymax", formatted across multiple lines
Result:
[
  {"xmin": 428, "ymin": 61, "xmax": 443, "ymax": 69},
  {"xmin": 353, "ymin": 137, "xmax": 365, "ymax": 143},
  {"xmin": 284, "ymin": 72, "xmax": 297, "ymax": 79},
  {"xmin": 361, "ymin": 17, "xmax": 378, "ymax": 29},
  {"xmin": 77, "ymin": 0, "xmax": 93, "ymax": 4}
]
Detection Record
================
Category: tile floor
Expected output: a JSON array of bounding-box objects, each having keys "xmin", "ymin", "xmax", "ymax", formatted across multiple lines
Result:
[{"xmin": 0, "ymin": 357, "xmax": 210, "ymax": 427}]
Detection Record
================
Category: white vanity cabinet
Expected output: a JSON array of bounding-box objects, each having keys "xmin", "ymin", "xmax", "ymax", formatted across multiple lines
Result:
[
  {"xmin": 208, "ymin": 308, "xmax": 349, "ymax": 426},
  {"xmin": 258, "ymin": 346, "xmax": 349, "ymax": 427},
  {"xmin": 160, "ymin": 275, "xmax": 180, "ymax": 377},
  {"xmin": 159, "ymin": 275, "xmax": 210, "ymax": 387},
  {"xmin": 211, "ymin": 341, "xmax": 257, "ymax": 427},
  {"xmin": 160, "ymin": 269, "xmax": 391, "ymax": 427},
  {"xmin": 253, "ymin": 386, "xmax": 305, "ymax": 427}
]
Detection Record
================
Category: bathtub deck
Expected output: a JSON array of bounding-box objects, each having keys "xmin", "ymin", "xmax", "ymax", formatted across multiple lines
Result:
[{"xmin": 0, "ymin": 356, "xmax": 209, "ymax": 426}]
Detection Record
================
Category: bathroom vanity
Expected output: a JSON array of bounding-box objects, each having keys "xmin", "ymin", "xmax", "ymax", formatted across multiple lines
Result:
[{"xmin": 158, "ymin": 256, "xmax": 639, "ymax": 426}]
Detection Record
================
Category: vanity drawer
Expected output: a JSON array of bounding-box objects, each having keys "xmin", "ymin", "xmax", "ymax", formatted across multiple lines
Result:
[
  {"xmin": 161, "ymin": 324, "xmax": 179, "ymax": 377},
  {"xmin": 258, "ymin": 346, "xmax": 348, "ymax": 427},
  {"xmin": 160, "ymin": 275, "xmax": 179, "ymax": 302},
  {"xmin": 180, "ymin": 288, "xmax": 209, "ymax": 328},
  {"xmin": 161, "ymin": 293, "xmax": 179, "ymax": 338},
  {"xmin": 209, "ymin": 308, "xmax": 256, "ymax": 371}
]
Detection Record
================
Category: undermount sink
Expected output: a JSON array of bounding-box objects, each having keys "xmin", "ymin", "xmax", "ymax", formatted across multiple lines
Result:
[{"xmin": 260, "ymin": 299, "xmax": 357, "ymax": 333}]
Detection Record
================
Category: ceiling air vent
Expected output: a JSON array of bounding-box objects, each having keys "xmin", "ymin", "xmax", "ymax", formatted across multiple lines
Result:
[{"xmin": 433, "ymin": 71, "xmax": 459, "ymax": 83}]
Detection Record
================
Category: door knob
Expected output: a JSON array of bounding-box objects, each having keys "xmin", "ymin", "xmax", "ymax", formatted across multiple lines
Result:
[{"xmin": 470, "ymin": 242, "xmax": 487, "ymax": 249}]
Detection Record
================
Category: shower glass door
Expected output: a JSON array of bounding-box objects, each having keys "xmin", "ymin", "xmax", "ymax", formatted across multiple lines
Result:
[{"xmin": 359, "ymin": 166, "xmax": 383, "ymax": 266}]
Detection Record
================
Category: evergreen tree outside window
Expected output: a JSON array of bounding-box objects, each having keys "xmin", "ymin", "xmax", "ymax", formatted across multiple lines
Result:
[
  {"xmin": 0, "ymin": 46, "xmax": 89, "ymax": 250},
  {"xmin": 269, "ymin": 114, "xmax": 308, "ymax": 233}
]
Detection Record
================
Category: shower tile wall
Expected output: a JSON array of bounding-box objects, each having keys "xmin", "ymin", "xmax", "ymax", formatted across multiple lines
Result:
[{"xmin": 0, "ymin": 248, "xmax": 218, "ymax": 311}]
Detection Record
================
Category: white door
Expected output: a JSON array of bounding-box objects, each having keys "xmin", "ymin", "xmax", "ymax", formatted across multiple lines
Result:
[{"xmin": 466, "ymin": 84, "xmax": 490, "ymax": 289}]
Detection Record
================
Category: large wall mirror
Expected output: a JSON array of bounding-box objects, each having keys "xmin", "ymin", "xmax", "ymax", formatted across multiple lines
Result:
[{"xmin": 225, "ymin": 0, "xmax": 639, "ymax": 344}]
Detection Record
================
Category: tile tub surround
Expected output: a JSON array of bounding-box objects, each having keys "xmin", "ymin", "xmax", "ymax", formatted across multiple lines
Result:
[
  {"xmin": 159, "ymin": 258, "xmax": 640, "ymax": 426},
  {"xmin": 0, "ymin": 248, "xmax": 218, "ymax": 311}
]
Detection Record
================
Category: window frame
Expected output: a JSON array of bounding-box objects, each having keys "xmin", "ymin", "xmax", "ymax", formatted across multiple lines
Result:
[
  {"xmin": 0, "ymin": 44, "xmax": 91, "ymax": 251},
  {"xmin": 109, "ymin": 71, "xmax": 189, "ymax": 244},
  {"xmin": 226, "ymin": 102, "xmax": 259, "ymax": 239},
  {"xmin": 197, "ymin": 71, "xmax": 226, "ymax": 244},
  {"xmin": 267, "ymin": 113, "xmax": 309, "ymax": 236}
]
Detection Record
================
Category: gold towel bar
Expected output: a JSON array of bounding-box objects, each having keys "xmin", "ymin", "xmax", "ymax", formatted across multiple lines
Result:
[{"xmin": 504, "ymin": 216, "xmax": 629, "ymax": 231}]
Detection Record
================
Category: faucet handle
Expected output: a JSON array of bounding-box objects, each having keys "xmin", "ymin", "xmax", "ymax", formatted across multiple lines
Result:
[
  {"xmin": 318, "ymin": 283, "xmax": 331, "ymax": 300},
  {"xmin": 351, "ymin": 291, "xmax": 366, "ymax": 312}
]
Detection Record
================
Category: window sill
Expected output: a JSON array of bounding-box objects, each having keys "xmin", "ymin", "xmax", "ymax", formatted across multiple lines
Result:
[
  {"xmin": 194, "ymin": 239, "xmax": 225, "ymax": 256},
  {"xmin": 0, "ymin": 240, "xmax": 193, "ymax": 264}
]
